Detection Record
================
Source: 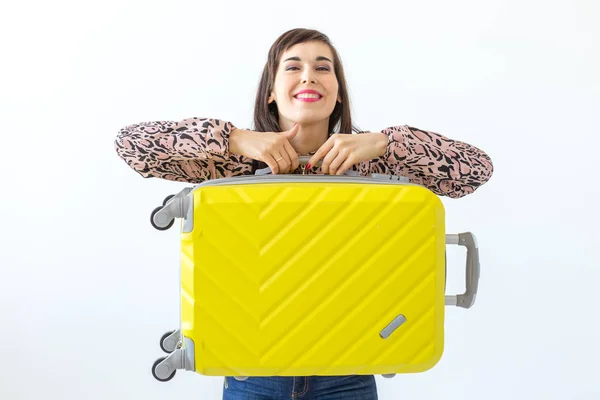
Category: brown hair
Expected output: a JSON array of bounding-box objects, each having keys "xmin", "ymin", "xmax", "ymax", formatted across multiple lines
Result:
[{"xmin": 253, "ymin": 28, "xmax": 360, "ymax": 135}]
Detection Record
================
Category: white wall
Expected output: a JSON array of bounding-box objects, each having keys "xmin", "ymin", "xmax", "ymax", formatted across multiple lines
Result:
[{"xmin": 1, "ymin": 0, "xmax": 598, "ymax": 399}]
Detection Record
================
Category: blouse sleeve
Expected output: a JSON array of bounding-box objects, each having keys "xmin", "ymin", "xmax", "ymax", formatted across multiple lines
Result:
[
  {"xmin": 114, "ymin": 117, "xmax": 254, "ymax": 183},
  {"xmin": 374, "ymin": 125, "xmax": 494, "ymax": 198}
]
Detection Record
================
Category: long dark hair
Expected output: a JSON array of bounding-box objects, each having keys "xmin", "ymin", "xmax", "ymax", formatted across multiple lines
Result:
[{"xmin": 253, "ymin": 28, "xmax": 360, "ymax": 135}]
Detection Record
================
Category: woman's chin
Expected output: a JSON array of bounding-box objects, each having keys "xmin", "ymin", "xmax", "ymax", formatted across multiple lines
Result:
[{"xmin": 286, "ymin": 114, "xmax": 331, "ymax": 126}]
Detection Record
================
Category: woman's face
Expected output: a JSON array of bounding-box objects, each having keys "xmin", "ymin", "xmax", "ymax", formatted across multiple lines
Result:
[{"xmin": 269, "ymin": 41, "xmax": 341, "ymax": 128}]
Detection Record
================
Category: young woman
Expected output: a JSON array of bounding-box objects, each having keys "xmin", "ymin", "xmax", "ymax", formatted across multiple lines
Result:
[{"xmin": 115, "ymin": 28, "xmax": 493, "ymax": 399}]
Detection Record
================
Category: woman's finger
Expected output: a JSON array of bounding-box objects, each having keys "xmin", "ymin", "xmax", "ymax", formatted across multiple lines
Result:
[
  {"xmin": 328, "ymin": 150, "xmax": 348, "ymax": 175},
  {"xmin": 335, "ymin": 156, "xmax": 356, "ymax": 175},
  {"xmin": 321, "ymin": 147, "xmax": 339, "ymax": 174},
  {"xmin": 272, "ymin": 151, "xmax": 290, "ymax": 174},
  {"xmin": 282, "ymin": 140, "xmax": 299, "ymax": 172},
  {"xmin": 307, "ymin": 137, "xmax": 333, "ymax": 169},
  {"xmin": 263, "ymin": 153, "xmax": 279, "ymax": 174}
]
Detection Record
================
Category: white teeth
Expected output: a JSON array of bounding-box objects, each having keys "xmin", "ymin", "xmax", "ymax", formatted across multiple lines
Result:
[{"xmin": 295, "ymin": 93, "xmax": 321, "ymax": 99}]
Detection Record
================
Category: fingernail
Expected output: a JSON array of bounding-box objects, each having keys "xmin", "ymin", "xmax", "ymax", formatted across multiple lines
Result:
[
  {"xmin": 306, "ymin": 163, "xmax": 311, "ymax": 170},
  {"xmin": 293, "ymin": 122, "xmax": 297, "ymax": 127}
]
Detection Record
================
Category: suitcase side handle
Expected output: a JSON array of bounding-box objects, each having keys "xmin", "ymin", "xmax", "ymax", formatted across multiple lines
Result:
[{"xmin": 445, "ymin": 232, "xmax": 480, "ymax": 309}]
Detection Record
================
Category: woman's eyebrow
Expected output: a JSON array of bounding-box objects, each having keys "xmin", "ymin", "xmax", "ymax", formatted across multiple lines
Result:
[
  {"xmin": 283, "ymin": 56, "xmax": 333, "ymax": 63},
  {"xmin": 316, "ymin": 56, "xmax": 332, "ymax": 63}
]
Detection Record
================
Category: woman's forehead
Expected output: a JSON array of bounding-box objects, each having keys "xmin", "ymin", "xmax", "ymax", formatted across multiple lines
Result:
[{"xmin": 281, "ymin": 41, "xmax": 334, "ymax": 62}]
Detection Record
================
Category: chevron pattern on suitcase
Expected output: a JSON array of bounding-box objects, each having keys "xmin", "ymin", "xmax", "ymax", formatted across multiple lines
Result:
[{"xmin": 180, "ymin": 182, "xmax": 446, "ymax": 376}]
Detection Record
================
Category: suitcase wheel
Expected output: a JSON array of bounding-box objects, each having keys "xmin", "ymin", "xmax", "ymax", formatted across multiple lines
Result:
[
  {"xmin": 159, "ymin": 330, "xmax": 177, "ymax": 354},
  {"xmin": 163, "ymin": 195, "xmax": 175, "ymax": 206},
  {"xmin": 152, "ymin": 357, "xmax": 176, "ymax": 382},
  {"xmin": 150, "ymin": 206, "xmax": 174, "ymax": 231}
]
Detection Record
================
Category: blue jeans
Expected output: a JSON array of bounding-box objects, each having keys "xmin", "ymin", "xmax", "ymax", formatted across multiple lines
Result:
[{"xmin": 222, "ymin": 375, "xmax": 378, "ymax": 399}]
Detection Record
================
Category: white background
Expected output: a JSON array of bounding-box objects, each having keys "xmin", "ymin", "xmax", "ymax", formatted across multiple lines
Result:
[{"xmin": 1, "ymin": 0, "xmax": 599, "ymax": 399}]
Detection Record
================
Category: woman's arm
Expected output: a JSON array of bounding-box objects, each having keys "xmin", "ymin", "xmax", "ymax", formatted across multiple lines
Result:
[
  {"xmin": 114, "ymin": 117, "xmax": 254, "ymax": 183},
  {"xmin": 375, "ymin": 125, "xmax": 494, "ymax": 198}
]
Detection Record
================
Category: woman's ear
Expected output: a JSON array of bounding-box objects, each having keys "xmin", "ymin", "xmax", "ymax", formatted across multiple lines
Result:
[
  {"xmin": 268, "ymin": 93, "xmax": 276, "ymax": 104},
  {"xmin": 337, "ymin": 94, "xmax": 342, "ymax": 103}
]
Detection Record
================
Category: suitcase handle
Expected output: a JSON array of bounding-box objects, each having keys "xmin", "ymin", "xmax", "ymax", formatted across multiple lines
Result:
[
  {"xmin": 255, "ymin": 157, "xmax": 408, "ymax": 183},
  {"xmin": 445, "ymin": 232, "xmax": 480, "ymax": 309},
  {"xmin": 254, "ymin": 156, "xmax": 359, "ymax": 176}
]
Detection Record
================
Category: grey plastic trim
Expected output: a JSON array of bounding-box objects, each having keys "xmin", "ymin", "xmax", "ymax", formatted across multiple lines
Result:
[
  {"xmin": 183, "ymin": 337, "xmax": 195, "ymax": 371},
  {"xmin": 190, "ymin": 174, "xmax": 414, "ymax": 189},
  {"xmin": 444, "ymin": 232, "xmax": 480, "ymax": 309},
  {"xmin": 445, "ymin": 296, "xmax": 457, "ymax": 306},
  {"xmin": 255, "ymin": 166, "xmax": 359, "ymax": 177},
  {"xmin": 183, "ymin": 193, "xmax": 194, "ymax": 233},
  {"xmin": 371, "ymin": 174, "xmax": 409, "ymax": 183},
  {"xmin": 380, "ymin": 314, "xmax": 407, "ymax": 339},
  {"xmin": 446, "ymin": 234, "xmax": 459, "ymax": 245}
]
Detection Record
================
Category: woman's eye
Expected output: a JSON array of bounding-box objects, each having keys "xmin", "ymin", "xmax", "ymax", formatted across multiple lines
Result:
[{"xmin": 285, "ymin": 66, "xmax": 330, "ymax": 71}]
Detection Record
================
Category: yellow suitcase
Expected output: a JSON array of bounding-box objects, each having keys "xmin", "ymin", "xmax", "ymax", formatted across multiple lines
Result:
[{"xmin": 149, "ymin": 159, "xmax": 480, "ymax": 382}]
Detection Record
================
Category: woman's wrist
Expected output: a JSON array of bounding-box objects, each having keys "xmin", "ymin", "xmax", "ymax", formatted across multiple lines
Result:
[
  {"xmin": 229, "ymin": 128, "xmax": 249, "ymax": 155},
  {"xmin": 372, "ymin": 132, "xmax": 389, "ymax": 157}
]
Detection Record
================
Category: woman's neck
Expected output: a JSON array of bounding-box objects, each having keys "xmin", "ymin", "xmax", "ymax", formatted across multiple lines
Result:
[{"xmin": 282, "ymin": 119, "xmax": 330, "ymax": 155}]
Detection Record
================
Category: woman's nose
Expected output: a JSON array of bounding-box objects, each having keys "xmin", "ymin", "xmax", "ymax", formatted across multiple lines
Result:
[{"xmin": 301, "ymin": 71, "xmax": 316, "ymax": 84}]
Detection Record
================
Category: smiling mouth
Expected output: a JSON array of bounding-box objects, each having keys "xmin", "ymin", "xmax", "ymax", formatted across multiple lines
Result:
[{"xmin": 294, "ymin": 93, "xmax": 322, "ymax": 102}]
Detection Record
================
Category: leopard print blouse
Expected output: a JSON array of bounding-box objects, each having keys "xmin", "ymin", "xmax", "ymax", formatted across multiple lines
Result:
[{"xmin": 114, "ymin": 117, "xmax": 493, "ymax": 198}]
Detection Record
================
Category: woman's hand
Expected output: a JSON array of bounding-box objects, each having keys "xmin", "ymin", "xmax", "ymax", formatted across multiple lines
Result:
[
  {"xmin": 230, "ymin": 124, "xmax": 300, "ymax": 174},
  {"xmin": 307, "ymin": 132, "xmax": 388, "ymax": 175}
]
